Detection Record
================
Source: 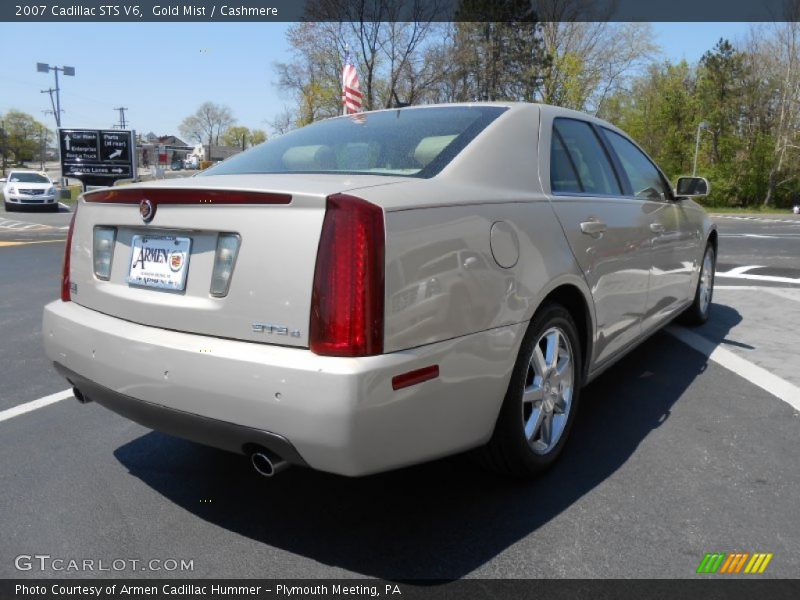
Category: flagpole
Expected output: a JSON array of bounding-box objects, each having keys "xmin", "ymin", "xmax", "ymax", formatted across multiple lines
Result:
[{"xmin": 342, "ymin": 44, "xmax": 348, "ymax": 117}]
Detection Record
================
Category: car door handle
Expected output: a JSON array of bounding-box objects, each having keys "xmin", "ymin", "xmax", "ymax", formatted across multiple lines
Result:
[
  {"xmin": 580, "ymin": 220, "xmax": 607, "ymax": 236},
  {"xmin": 650, "ymin": 223, "xmax": 666, "ymax": 234}
]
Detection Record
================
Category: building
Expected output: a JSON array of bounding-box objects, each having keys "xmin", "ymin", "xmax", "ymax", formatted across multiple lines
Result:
[{"xmin": 136, "ymin": 135, "xmax": 193, "ymax": 167}]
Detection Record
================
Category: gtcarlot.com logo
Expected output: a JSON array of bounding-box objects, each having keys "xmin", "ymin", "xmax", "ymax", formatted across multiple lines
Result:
[
  {"xmin": 14, "ymin": 554, "xmax": 194, "ymax": 572},
  {"xmin": 696, "ymin": 552, "xmax": 773, "ymax": 574}
]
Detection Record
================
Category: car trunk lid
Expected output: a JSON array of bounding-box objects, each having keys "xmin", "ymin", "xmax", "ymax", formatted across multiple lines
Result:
[{"xmin": 67, "ymin": 174, "xmax": 405, "ymax": 348}]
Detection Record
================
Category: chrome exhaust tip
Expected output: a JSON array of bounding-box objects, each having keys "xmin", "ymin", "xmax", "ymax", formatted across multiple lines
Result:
[
  {"xmin": 250, "ymin": 449, "xmax": 288, "ymax": 477},
  {"xmin": 72, "ymin": 386, "xmax": 91, "ymax": 404}
]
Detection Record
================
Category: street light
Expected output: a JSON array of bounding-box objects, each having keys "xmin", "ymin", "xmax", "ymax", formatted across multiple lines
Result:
[
  {"xmin": 36, "ymin": 63, "xmax": 75, "ymax": 129},
  {"xmin": 693, "ymin": 121, "xmax": 710, "ymax": 177}
]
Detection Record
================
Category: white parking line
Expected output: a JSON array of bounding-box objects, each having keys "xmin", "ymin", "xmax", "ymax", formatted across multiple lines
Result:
[
  {"xmin": 716, "ymin": 265, "xmax": 800, "ymax": 285},
  {"xmin": 0, "ymin": 218, "xmax": 54, "ymax": 232},
  {"xmin": 667, "ymin": 326, "xmax": 800, "ymax": 413},
  {"xmin": 714, "ymin": 215, "xmax": 800, "ymax": 225},
  {"xmin": 717, "ymin": 272, "xmax": 800, "ymax": 284},
  {"xmin": 0, "ymin": 389, "xmax": 73, "ymax": 424}
]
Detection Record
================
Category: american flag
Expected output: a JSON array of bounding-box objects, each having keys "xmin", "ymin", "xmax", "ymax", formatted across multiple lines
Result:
[{"xmin": 342, "ymin": 52, "xmax": 363, "ymax": 114}]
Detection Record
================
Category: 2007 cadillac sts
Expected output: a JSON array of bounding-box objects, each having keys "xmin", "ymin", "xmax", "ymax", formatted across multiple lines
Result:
[{"xmin": 43, "ymin": 103, "xmax": 716, "ymax": 478}]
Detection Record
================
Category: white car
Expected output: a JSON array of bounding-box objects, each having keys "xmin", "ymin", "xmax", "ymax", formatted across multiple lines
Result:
[
  {"xmin": 43, "ymin": 103, "xmax": 716, "ymax": 478},
  {"xmin": 793, "ymin": 205, "xmax": 799, "ymax": 215},
  {"xmin": 2, "ymin": 170, "xmax": 58, "ymax": 211}
]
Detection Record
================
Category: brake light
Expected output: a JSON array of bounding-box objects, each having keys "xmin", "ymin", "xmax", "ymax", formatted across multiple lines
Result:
[
  {"xmin": 61, "ymin": 207, "xmax": 78, "ymax": 302},
  {"xmin": 310, "ymin": 194, "xmax": 385, "ymax": 357}
]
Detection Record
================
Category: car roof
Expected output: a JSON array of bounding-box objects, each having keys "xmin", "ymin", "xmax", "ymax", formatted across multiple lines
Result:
[
  {"xmin": 323, "ymin": 101, "xmax": 626, "ymax": 135},
  {"xmin": 8, "ymin": 170, "xmax": 49, "ymax": 175}
]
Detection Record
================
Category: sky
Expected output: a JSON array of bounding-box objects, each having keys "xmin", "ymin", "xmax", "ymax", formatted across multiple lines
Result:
[{"xmin": 0, "ymin": 21, "xmax": 753, "ymax": 139}]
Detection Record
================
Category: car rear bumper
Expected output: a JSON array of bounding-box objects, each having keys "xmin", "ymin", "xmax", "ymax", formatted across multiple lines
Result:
[
  {"xmin": 43, "ymin": 300, "xmax": 523, "ymax": 476},
  {"xmin": 54, "ymin": 362, "xmax": 308, "ymax": 465}
]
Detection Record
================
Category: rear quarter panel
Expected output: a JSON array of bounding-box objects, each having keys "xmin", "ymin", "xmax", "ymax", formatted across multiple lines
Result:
[{"xmin": 359, "ymin": 103, "xmax": 594, "ymax": 355}]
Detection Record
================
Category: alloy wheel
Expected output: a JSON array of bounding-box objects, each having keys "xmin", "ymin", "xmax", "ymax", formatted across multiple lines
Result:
[{"xmin": 521, "ymin": 326, "xmax": 575, "ymax": 455}]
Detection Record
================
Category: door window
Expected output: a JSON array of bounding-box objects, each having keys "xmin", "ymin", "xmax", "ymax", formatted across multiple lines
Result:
[
  {"xmin": 551, "ymin": 119, "xmax": 622, "ymax": 196},
  {"xmin": 602, "ymin": 129, "xmax": 670, "ymax": 200}
]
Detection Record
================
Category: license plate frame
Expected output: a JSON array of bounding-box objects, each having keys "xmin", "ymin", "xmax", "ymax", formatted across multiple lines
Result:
[{"xmin": 127, "ymin": 235, "xmax": 192, "ymax": 291}]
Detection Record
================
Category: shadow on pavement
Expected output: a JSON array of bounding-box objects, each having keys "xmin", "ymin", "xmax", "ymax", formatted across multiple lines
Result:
[
  {"xmin": 691, "ymin": 302, "xmax": 746, "ymax": 349},
  {"xmin": 114, "ymin": 306, "xmax": 740, "ymax": 579}
]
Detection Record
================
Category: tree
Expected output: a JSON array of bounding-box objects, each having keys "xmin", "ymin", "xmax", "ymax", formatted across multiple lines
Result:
[
  {"xmin": 2, "ymin": 110, "xmax": 49, "ymax": 163},
  {"xmin": 538, "ymin": 21, "xmax": 657, "ymax": 113},
  {"xmin": 221, "ymin": 126, "xmax": 268, "ymax": 150},
  {"xmin": 601, "ymin": 60, "xmax": 699, "ymax": 182},
  {"xmin": 248, "ymin": 129, "xmax": 267, "ymax": 146},
  {"xmin": 452, "ymin": 0, "xmax": 551, "ymax": 102},
  {"xmin": 754, "ymin": 18, "xmax": 800, "ymax": 206},
  {"xmin": 693, "ymin": 39, "xmax": 751, "ymax": 202},
  {"xmin": 222, "ymin": 126, "xmax": 251, "ymax": 151},
  {"xmin": 179, "ymin": 102, "xmax": 235, "ymax": 152},
  {"xmin": 269, "ymin": 107, "xmax": 297, "ymax": 136},
  {"xmin": 275, "ymin": 0, "xmax": 445, "ymax": 124}
]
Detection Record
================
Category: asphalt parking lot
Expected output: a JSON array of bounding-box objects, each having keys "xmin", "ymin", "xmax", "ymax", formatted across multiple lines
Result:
[{"xmin": 0, "ymin": 205, "xmax": 798, "ymax": 579}]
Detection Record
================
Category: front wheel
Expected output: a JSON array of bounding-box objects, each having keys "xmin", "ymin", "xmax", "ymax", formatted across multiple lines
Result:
[
  {"xmin": 4, "ymin": 201, "xmax": 15, "ymax": 212},
  {"xmin": 679, "ymin": 242, "xmax": 716, "ymax": 326},
  {"xmin": 477, "ymin": 302, "xmax": 582, "ymax": 478}
]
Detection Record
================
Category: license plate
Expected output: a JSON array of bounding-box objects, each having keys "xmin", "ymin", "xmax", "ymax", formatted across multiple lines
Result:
[{"xmin": 128, "ymin": 235, "xmax": 192, "ymax": 291}]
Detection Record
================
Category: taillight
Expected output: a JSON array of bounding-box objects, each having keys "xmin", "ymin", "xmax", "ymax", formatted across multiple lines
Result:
[
  {"xmin": 61, "ymin": 207, "xmax": 78, "ymax": 302},
  {"xmin": 310, "ymin": 194, "xmax": 385, "ymax": 357}
]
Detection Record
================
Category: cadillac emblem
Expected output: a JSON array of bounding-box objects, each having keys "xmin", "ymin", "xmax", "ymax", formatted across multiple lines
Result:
[
  {"xmin": 139, "ymin": 199, "xmax": 155, "ymax": 223},
  {"xmin": 169, "ymin": 252, "xmax": 184, "ymax": 272}
]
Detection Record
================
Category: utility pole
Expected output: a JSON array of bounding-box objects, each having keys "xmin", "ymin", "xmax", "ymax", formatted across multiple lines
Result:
[
  {"xmin": 36, "ymin": 63, "xmax": 75, "ymax": 129},
  {"xmin": 38, "ymin": 125, "xmax": 46, "ymax": 171},
  {"xmin": 113, "ymin": 107, "xmax": 128, "ymax": 129},
  {"xmin": 37, "ymin": 63, "xmax": 75, "ymax": 186},
  {"xmin": 0, "ymin": 118, "xmax": 7, "ymax": 177},
  {"xmin": 40, "ymin": 111, "xmax": 55, "ymax": 172},
  {"xmin": 40, "ymin": 90, "xmax": 62, "ymax": 124},
  {"xmin": 693, "ymin": 121, "xmax": 709, "ymax": 177}
]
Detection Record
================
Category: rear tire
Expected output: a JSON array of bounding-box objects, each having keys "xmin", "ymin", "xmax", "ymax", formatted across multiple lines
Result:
[
  {"xmin": 477, "ymin": 302, "xmax": 583, "ymax": 478},
  {"xmin": 679, "ymin": 242, "xmax": 715, "ymax": 326}
]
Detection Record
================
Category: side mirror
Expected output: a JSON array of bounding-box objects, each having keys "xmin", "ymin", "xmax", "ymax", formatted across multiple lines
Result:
[{"xmin": 675, "ymin": 176, "xmax": 710, "ymax": 198}]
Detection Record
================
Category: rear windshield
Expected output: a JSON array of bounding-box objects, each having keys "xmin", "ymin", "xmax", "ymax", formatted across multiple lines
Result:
[
  {"xmin": 199, "ymin": 106, "xmax": 507, "ymax": 179},
  {"xmin": 9, "ymin": 173, "xmax": 49, "ymax": 183}
]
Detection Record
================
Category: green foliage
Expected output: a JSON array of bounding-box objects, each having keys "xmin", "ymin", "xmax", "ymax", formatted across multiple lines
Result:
[
  {"xmin": 600, "ymin": 61, "xmax": 698, "ymax": 180},
  {"xmin": 600, "ymin": 38, "xmax": 799, "ymax": 208},
  {"xmin": 1, "ymin": 110, "xmax": 51, "ymax": 163},
  {"xmin": 248, "ymin": 129, "xmax": 267, "ymax": 146},
  {"xmin": 453, "ymin": 0, "xmax": 550, "ymax": 102},
  {"xmin": 222, "ymin": 126, "xmax": 251, "ymax": 151}
]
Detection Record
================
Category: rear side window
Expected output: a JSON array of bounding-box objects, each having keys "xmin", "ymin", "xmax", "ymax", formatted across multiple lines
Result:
[
  {"xmin": 551, "ymin": 119, "xmax": 621, "ymax": 196},
  {"xmin": 199, "ymin": 106, "xmax": 507, "ymax": 179},
  {"xmin": 550, "ymin": 132, "xmax": 582, "ymax": 193},
  {"xmin": 601, "ymin": 129, "xmax": 670, "ymax": 200}
]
